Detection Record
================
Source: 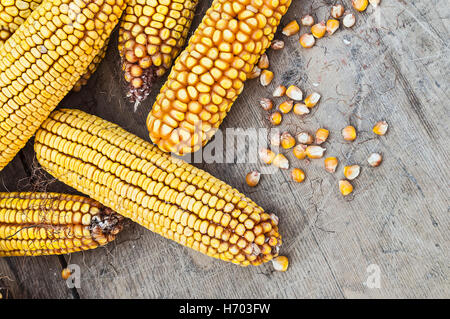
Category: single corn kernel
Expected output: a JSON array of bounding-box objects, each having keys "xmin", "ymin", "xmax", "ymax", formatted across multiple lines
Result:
[
  {"xmin": 301, "ymin": 15, "xmax": 314, "ymax": 27},
  {"xmin": 311, "ymin": 21, "xmax": 326, "ymax": 38},
  {"xmin": 282, "ymin": 20, "xmax": 300, "ymax": 36},
  {"xmin": 258, "ymin": 53, "xmax": 270, "ymax": 69},
  {"xmin": 280, "ymin": 132, "xmax": 296, "ymax": 149},
  {"xmin": 343, "ymin": 13, "xmax": 356, "ymax": 28},
  {"xmin": 272, "ymin": 256, "xmax": 289, "ymax": 272},
  {"xmin": 373, "ymin": 121, "xmax": 388, "ymax": 136},
  {"xmin": 293, "ymin": 103, "xmax": 310, "ymax": 115},
  {"xmin": 271, "ymin": 40, "xmax": 285, "ymax": 50},
  {"xmin": 269, "ymin": 112, "xmax": 283, "ymax": 126},
  {"xmin": 278, "ymin": 100, "xmax": 294, "ymax": 114},
  {"xmin": 248, "ymin": 66, "xmax": 262, "ymax": 79},
  {"xmin": 331, "ymin": 5, "xmax": 345, "ymax": 18},
  {"xmin": 286, "ymin": 85, "xmax": 303, "ymax": 101},
  {"xmin": 293, "ymin": 144, "xmax": 308, "ymax": 160},
  {"xmin": 246, "ymin": 171, "xmax": 261, "ymax": 187},
  {"xmin": 61, "ymin": 268, "xmax": 72, "ymax": 280},
  {"xmin": 260, "ymin": 98, "xmax": 274, "ymax": 111},
  {"xmin": 342, "ymin": 125, "xmax": 357, "ymax": 141},
  {"xmin": 315, "ymin": 128, "xmax": 329, "ymax": 144},
  {"xmin": 291, "ymin": 168, "xmax": 306, "ymax": 183},
  {"xmin": 260, "ymin": 70, "xmax": 274, "ymax": 86},
  {"xmin": 306, "ymin": 146, "xmax": 326, "ymax": 159},
  {"xmin": 296, "ymin": 132, "xmax": 314, "ymax": 145},
  {"xmin": 326, "ymin": 19, "xmax": 340, "ymax": 35},
  {"xmin": 367, "ymin": 153, "xmax": 382, "ymax": 167},
  {"xmin": 299, "ymin": 33, "xmax": 315, "ymax": 48},
  {"xmin": 259, "ymin": 148, "xmax": 276, "ymax": 164},
  {"xmin": 273, "ymin": 85, "xmax": 286, "ymax": 97},
  {"xmin": 270, "ymin": 131, "xmax": 281, "ymax": 147},
  {"xmin": 304, "ymin": 92, "xmax": 321, "ymax": 108},
  {"xmin": 352, "ymin": 0, "xmax": 369, "ymax": 11},
  {"xmin": 369, "ymin": 0, "xmax": 381, "ymax": 7},
  {"xmin": 273, "ymin": 154, "xmax": 289, "ymax": 169},
  {"xmin": 324, "ymin": 157, "xmax": 339, "ymax": 173},
  {"xmin": 344, "ymin": 165, "xmax": 361, "ymax": 180},
  {"xmin": 339, "ymin": 180, "xmax": 354, "ymax": 196}
]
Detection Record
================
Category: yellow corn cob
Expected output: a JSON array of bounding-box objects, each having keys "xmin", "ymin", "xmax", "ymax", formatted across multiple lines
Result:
[
  {"xmin": 147, "ymin": 0, "xmax": 292, "ymax": 155},
  {"xmin": 0, "ymin": 192, "xmax": 123, "ymax": 257},
  {"xmin": 35, "ymin": 108, "xmax": 282, "ymax": 266},
  {"xmin": 0, "ymin": 0, "xmax": 126, "ymax": 172},
  {"xmin": 118, "ymin": 0, "xmax": 199, "ymax": 103}
]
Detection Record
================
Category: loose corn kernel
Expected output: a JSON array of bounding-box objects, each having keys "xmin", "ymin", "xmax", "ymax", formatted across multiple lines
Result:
[
  {"xmin": 278, "ymin": 100, "xmax": 294, "ymax": 114},
  {"xmin": 311, "ymin": 21, "xmax": 326, "ymax": 38},
  {"xmin": 271, "ymin": 40, "xmax": 285, "ymax": 50},
  {"xmin": 315, "ymin": 128, "xmax": 329, "ymax": 145},
  {"xmin": 331, "ymin": 5, "xmax": 345, "ymax": 18},
  {"xmin": 248, "ymin": 66, "xmax": 262, "ymax": 79},
  {"xmin": 344, "ymin": 165, "xmax": 361, "ymax": 180},
  {"xmin": 260, "ymin": 98, "xmax": 273, "ymax": 111},
  {"xmin": 301, "ymin": 15, "xmax": 314, "ymax": 27},
  {"xmin": 342, "ymin": 125, "xmax": 357, "ymax": 141},
  {"xmin": 286, "ymin": 85, "xmax": 303, "ymax": 101},
  {"xmin": 269, "ymin": 112, "xmax": 283, "ymax": 126},
  {"xmin": 369, "ymin": 0, "xmax": 381, "ymax": 7},
  {"xmin": 273, "ymin": 85, "xmax": 286, "ymax": 97},
  {"xmin": 259, "ymin": 148, "xmax": 276, "ymax": 164},
  {"xmin": 339, "ymin": 180, "xmax": 354, "ymax": 196},
  {"xmin": 61, "ymin": 268, "xmax": 72, "ymax": 280},
  {"xmin": 282, "ymin": 20, "xmax": 300, "ymax": 36},
  {"xmin": 296, "ymin": 132, "xmax": 314, "ymax": 145},
  {"xmin": 291, "ymin": 168, "xmax": 305, "ymax": 183},
  {"xmin": 343, "ymin": 13, "xmax": 356, "ymax": 28},
  {"xmin": 368, "ymin": 153, "xmax": 382, "ymax": 167},
  {"xmin": 326, "ymin": 19, "xmax": 340, "ymax": 35},
  {"xmin": 304, "ymin": 92, "xmax": 321, "ymax": 108},
  {"xmin": 352, "ymin": 0, "xmax": 369, "ymax": 11},
  {"xmin": 299, "ymin": 33, "xmax": 315, "ymax": 48},
  {"xmin": 280, "ymin": 132, "xmax": 296, "ymax": 149},
  {"xmin": 373, "ymin": 121, "xmax": 388, "ymax": 136},
  {"xmin": 260, "ymin": 70, "xmax": 274, "ymax": 87},
  {"xmin": 293, "ymin": 144, "xmax": 307, "ymax": 160},
  {"xmin": 273, "ymin": 154, "xmax": 289, "ymax": 170},
  {"xmin": 272, "ymin": 256, "xmax": 289, "ymax": 272},
  {"xmin": 306, "ymin": 146, "xmax": 326, "ymax": 159},
  {"xmin": 293, "ymin": 103, "xmax": 310, "ymax": 115},
  {"xmin": 258, "ymin": 53, "xmax": 270, "ymax": 69},
  {"xmin": 324, "ymin": 157, "xmax": 339, "ymax": 173},
  {"xmin": 246, "ymin": 171, "xmax": 261, "ymax": 187},
  {"xmin": 270, "ymin": 131, "xmax": 281, "ymax": 147}
]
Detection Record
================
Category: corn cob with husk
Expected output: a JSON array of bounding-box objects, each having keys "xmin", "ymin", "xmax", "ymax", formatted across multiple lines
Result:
[
  {"xmin": 0, "ymin": 0, "xmax": 126, "ymax": 172},
  {"xmin": 118, "ymin": 0, "xmax": 199, "ymax": 104},
  {"xmin": 35, "ymin": 108, "xmax": 282, "ymax": 266},
  {"xmin": 0, "ymin": 192, "xmax": 123, "ymax": 257},
  {"xmin": 0, "ymin": 0, "xmax": 110, "ymax": 92},
  {"xmin": 146, "ymin": 0, "xmax": 292, "ymax": 155}
]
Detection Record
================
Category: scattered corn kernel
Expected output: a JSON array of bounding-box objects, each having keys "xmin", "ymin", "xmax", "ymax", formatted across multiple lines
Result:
[
  {"xmin": 315, "ymin": 128, "xmax": 329, "ymax": 144},
  {"xmin": 260, "ymin": 98, "xmax": 274, "ymax": 111},
  {"xmin": 367, "ymin": 153, "xmax": 383, "ymax": 167},
  {"xmin": 282, "ymin": 20, "xmax": 300, "ymax": 36},
  {"xmin": 293, "ymin": 144, "xmax": 308, "ymax": 160},
  {"xmin": 61, "ymin": 268, "xmax": 72, "ymax": 280},
  {"xmin": 246, "ymin": 171, "xmax": 261, "ymax": 187},
  {"xmin": 272, "ymin": 256, "xmax": 289, "ymax": 272},
  {"xmin": 352, "ymin": 0, "xmax": 369, "ymax": 11},
  {"xmin": 339, "ymin": 180, "xmax": 354, "ymax": 196},
  {"xmin": 286, "ymin": 85, "xmax": 303, "ymax": 100},
  {"xmin": 311, "ymin": 21, "xmax": 326, "ymax": 38},
  {"xmin": 260, "ymin": 70, "xmax": 274, "ymax": 86},
  {"xmin": 269, "ymin": 112, "xmax": 283, "ymax": 126},
  {"xmin": 306, "ymin": 146, "xmax": 326, "ymax": 159},
  {"xmin": 301, "ymin": 15, "xmax": 314, "ymax": 27},
  {"xmin": 326, "ymin": 19, "xmax": 340, "ymax": 35},
  {"xmin": 343, "ymin": 13, "xmax": 356, "ymax": 28},
  {"xmin": 273, "ymin": 85, "xmax": 287, "ymax": 97},
  {"xmin": 331, "ymin": 4, "xmax": 345, "ymax": 18},
  {"xmin": 248, "ymin": 66, "xmax": 262, "ymax": 79},
  {"xmin": 304, "ymin": 92, "xmax": 321, "ymax": 108},
  {"xmin": 273, "ymin": 154, "xmax": 289, "ymax": 170},
  {"xmin": 299, "ymin": 33, "xmax": 316, "ymax": 48},
  {"xmin": 278, "ymin": 100, "xmax": 294, "ymax": 114},
  {"xmin": 324, "ymin": 157, "xmax": 339, "ymax": 173},
  {"xmin": 296, "ymin": 132, "xmax": 314, "ymax": 145},
  {"xmin": 281, "ymin": 132, "xmax": 296, "ymax": 149},
  {"xmin": 270, "ymin": 131, "xmax": 281, "ymax": 147},
  {"xmin": 258, "ymin": 53, "xmax": 270, "ymax": 69},
  {"xmin": 344, "ymin": 165, "xmax": 361, "ymax": 180},
  {"xmin": 369, "ymin": 0, "xmax": 381, "ymax": 7},
  {"xmin": 271, "ymin": 40, "xmax": 285, "ymax": 50},
  {"xmin": 291, "ymin": 168, "xmax": 306, "ymax": 183},
  {"xmin": 342, "ymin": 125, "xmax": 357, "ymax": 141},
  {"xmin": 259, "ymin": 148, "xmax": 276, "ymax": 164},
  {"xmin": 373, "ymin": 121, "xmax": 388, "ymax": 136},
  {"xmin": 293, "ymin": 103, "xmax": 310, "ymax": 115}
]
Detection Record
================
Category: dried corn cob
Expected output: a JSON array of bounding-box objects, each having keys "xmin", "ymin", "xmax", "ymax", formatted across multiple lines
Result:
[
  {"xmin": 118, "ymin": 0, "xmax": 199, "ymax": 103},
  {"xmin": 0, "ymin": 192, "xmax": 123, "ymax": 257},
  {"xmin": 0, "ymin": 0, "xmax": 126, "ymax": 171},
  {"xmin": 35, "ymin": 109, "xmax": 282, "ymax": 266},
  {"xmin": 147, "ymin": 0, "xmax": 292, "ymax": 155}
]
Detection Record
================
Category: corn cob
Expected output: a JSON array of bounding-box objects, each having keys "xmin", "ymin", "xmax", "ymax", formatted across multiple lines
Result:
[
  {"xmin": 146, "ymin": 0, "xmax": 292, "ymax": 155},
  {"xmin": 0, "ymin": 192, "xmax": 123, "ymax": 257},
  {"xmin": 35, "ymin": 108, "xmax": 282, "ymax": 266},
  {"xmin": 118, "ymin": 0, "xmax": 199, "ymax": 103},
  {"xmin": 0, "ymin": 0, "xmax": 126, "ymax": 172}
]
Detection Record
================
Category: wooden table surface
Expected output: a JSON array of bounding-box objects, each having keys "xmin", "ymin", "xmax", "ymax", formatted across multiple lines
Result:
[{"xmin": 0, "ymin": 0, "xmax": 448, "ymax": 299}]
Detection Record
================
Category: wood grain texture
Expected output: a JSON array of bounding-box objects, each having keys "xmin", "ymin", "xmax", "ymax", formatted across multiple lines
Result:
[{"xmin": 0, "ymin": 0, "xmax": 448, "ymax": 298}]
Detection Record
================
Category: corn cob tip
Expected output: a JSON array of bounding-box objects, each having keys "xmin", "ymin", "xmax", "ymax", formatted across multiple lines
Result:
[
  {"xmin": 90, "ymin": 206, "xmax": 124, "ymax": 244},
  {"xmin": 124, "ymin": 64, "xmax": 157, "ymax": 104}
]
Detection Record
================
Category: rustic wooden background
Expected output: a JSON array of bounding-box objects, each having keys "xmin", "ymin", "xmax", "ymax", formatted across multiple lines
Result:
[{"xmin": 0, "ymin": 0, "xmax": 448, "ymax": 298}]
